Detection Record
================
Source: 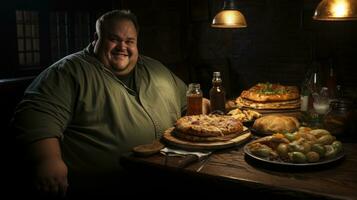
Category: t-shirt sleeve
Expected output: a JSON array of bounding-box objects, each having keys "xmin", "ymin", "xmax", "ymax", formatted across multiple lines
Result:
[{"xmin": 12, "ymin": 62, "xmax": 77, "ymax": 145}]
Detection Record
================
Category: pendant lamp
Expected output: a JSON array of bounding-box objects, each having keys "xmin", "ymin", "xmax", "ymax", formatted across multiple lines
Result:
[
  {"xmin": 313, "ymin": 0, "xmax": 357, "ymax": 21},
  {"xmin": 211, "ymin": 0, "xmax": 247, "ymax": 28}
]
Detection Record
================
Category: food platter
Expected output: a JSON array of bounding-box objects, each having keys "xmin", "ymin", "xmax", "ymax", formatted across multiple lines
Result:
[
  {"xmin": 249, "ymin": 127, "xmax": 273, "ymax": 136},
  {"xmin": 243, "ymin": 140, "xmax": 345, "ymax": 168},
  {"xmin": 161, "ymin": 127, "xmax": 251, "ymax": 151}
]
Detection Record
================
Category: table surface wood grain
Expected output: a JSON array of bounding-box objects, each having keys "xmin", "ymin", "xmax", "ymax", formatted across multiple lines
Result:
[{"xmin": 120, "ymin": 141, "xmax": 357, "ymax": 199}]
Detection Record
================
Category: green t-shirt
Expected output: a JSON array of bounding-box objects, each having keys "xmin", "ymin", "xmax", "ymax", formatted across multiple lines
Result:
[{"xmin": 13, "ymin": 44, "xmax": 187, "ymax": 174}]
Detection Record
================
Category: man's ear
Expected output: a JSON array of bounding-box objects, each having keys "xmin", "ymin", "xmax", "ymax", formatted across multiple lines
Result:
[
  {"xmin": 93, "ymin": 32, "xmax": 98, "ymax": 41},
  {"xmin": 91, "ymin": 32, "xmax": 98, "ymax": 46}
]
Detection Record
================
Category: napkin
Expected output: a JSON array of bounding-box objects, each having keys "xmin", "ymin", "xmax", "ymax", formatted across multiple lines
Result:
[
  {"xmin": 160, "ymin": 147, "xmax": 211, "ymax": 158},
  {"xmin": 160, "ymin": 147, "xmax": 212, "ymax": 168}
]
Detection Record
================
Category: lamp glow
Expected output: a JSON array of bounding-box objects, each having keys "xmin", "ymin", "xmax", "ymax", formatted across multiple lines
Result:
[{"xmin": 313, "ymin": 0, "xmax": 357, "ymax": 21}]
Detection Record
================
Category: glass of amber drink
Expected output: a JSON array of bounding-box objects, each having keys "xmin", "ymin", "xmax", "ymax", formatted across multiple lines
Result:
[{"xmin": 186, "ymin": 83, "xmax": 203, "ymax": 115}]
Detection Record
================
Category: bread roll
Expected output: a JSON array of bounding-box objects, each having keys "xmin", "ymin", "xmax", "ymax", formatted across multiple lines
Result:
[{"xmin": 252, "ymin": 114, "xmax": 300, "ymax": 134}]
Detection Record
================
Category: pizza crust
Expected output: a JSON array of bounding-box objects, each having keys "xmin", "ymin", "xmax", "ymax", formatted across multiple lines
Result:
[
  {"xmin": 240, "ymin": 83, "xmax": 300, "ymax": 102},
  {"xmin": 174, "ymin": 114, "xmax": 244, "ymax": 142},
  {"xmin": 172, "ymin": 130, "xmax": 241, "ymax": 142}
]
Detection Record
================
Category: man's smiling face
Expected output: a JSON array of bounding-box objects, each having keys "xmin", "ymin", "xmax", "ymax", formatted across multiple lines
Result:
[{"xmin": 94, "ymin": 19, "xmax": 138, "ymax": 76}]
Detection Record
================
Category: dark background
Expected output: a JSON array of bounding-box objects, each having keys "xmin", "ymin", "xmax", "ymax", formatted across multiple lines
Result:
[
  {"xmin": 1, "ymin": 0, "xmax": 357, "ymax": 197},
  {"xmin": 1, "ymin": 0, "xmax": 357, "ymax": 138}
]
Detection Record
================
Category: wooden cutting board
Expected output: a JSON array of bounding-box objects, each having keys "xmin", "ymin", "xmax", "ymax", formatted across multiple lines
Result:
[{"xmin": 161, "ymin": 127, "xmax": 251, "ymax": 151}]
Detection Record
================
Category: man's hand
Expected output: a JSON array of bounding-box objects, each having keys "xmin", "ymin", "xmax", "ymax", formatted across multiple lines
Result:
[
  {"xmin": 202, "ymin": 98, "xmax": 211, "ymax": 114},
  {"xmin": 34, "ymin": 158, "xmax": 68, "ymax": 197},
  {"xmin": 27, "ymin": 138, "xmax": 68, "ymax": 197}
]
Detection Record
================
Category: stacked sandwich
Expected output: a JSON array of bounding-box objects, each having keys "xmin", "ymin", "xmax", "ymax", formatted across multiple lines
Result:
[{"xmin": 236, "ymin": 82, "xmax": 300, "ymax": 111}]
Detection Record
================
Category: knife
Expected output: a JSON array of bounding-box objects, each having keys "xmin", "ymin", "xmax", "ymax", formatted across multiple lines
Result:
[
  {"xmin": 177, "ymin": 154, "xmax": 199, "ymax": 168},
  {"xmin": 196, "ymin": 154, "xmax": 211, "ymax": 172}
]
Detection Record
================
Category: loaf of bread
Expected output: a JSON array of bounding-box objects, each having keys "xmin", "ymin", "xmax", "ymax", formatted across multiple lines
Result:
[{"xmin": 252, "ymin": 114, "xmax": 300, "ymax": 134}]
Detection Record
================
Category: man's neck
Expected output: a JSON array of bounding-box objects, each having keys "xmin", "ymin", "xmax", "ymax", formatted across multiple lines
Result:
[{"xmin": 116, "ymin": 68, "xmax": 136, "ymax": 92}]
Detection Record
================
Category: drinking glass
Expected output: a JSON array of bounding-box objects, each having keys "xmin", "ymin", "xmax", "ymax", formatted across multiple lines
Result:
[
  {"xmin": 313, "ymin": 87, "xmax": 330, "ymax": 115},
  {"xmin": 311, "ymin": 87, "xmax": 330, "ymax": 127}
]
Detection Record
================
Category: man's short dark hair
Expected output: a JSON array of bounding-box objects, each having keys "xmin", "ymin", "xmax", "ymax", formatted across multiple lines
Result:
[{"xmin": 96, "ymin": 10, "xmax": 139, "ymax": 36}]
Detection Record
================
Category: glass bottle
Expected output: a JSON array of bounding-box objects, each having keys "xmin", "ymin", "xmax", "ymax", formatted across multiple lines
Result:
[
  {"xmin": 326, "ymin": 60, "xmax": 337, "ymax": 100},
  {"xmin": 308, "ymin": 63, "xmax": 322, "ymax": 111},
  {"xmin": 324, "ymin": 99, "xmax": 353, "ymax": 136},
  {"xmin": 300, "ymin": 68, "xmax": 312, "ymax": 112},
  {"xmin": 186, "ymin": 83, "xmax": 203, "ymax": 116},
  {"xmin": 301, "ymin": 62, "xmax": 322, "ymax": 127},
  {"xmin": 209, "ymin": 72, "xmax": 226, "ymax": 114},
  {"xmin": 300, "ymin": 86, "xmax": 309, "ymax": 112},
  {"xmin": 336, "ymin": 85, "xmax": 343, "ymax": 99}
]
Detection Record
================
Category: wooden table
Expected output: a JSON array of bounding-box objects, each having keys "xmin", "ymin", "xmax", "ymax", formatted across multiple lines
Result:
[{"xmin": 120, "ymin": 142, "xmax": 357, "ymax": 199}]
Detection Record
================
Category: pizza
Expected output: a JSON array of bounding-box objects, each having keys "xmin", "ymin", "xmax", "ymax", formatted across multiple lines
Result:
[
  {"xmin": 240, "ymin": 83, "xmax": 300, "ymax": 102},
  {"xmin": 173, "ymin": 131, "xmax": 242, "ymax": 142},
  {"xmin": 236, "ymin": 96, "xmax": 300, "ymax": 110},
  {"xmin": 173, "ymin": 114, "xmax": 244, "ymax": 142}
]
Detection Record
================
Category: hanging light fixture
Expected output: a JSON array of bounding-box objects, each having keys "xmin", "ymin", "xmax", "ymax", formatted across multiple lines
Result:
[
  {"xmin": 313, "ymin": 0, "xmax": 357, "ymax": 21},
  {"xmin": 211, "ymin": 0, "xmax": 247, "ymax": 28}
]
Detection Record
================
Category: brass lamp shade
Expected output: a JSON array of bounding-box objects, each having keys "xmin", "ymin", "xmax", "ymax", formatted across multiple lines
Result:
[
  {"xmin": 211, "ymin": 0, "xmax": 247, "ymax": 28},
  {"xmin": 313, "ymin": 0, "xmax": 357, "ymax": 20},
  {"xmin": 212, "ymin": 10, "xmax": 247, "ymax": 28}
]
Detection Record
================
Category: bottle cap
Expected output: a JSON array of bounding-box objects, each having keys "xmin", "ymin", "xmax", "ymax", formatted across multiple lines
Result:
[{"xmin": 188, "ymin": 83, "xmax": 200, "ymax": 89}]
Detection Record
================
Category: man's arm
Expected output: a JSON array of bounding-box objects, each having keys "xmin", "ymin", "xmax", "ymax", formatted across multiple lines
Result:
[{"xmin": 27, "ymin": 138, "xmax": 68, "ymax": 197}]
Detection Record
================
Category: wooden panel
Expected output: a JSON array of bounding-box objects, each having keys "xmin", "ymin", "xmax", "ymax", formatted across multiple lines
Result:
[{"xmin": 120, "ymin": 142, "xmax": 357, "ymax": 198}]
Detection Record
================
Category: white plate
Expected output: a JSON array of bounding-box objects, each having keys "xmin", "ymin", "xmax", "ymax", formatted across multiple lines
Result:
[{"xmin": 243, "ymin": 141, "xmax": 345, "ymax": 167}]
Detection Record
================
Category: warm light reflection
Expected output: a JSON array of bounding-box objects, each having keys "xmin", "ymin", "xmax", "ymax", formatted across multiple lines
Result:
[
  {"xmin": 212, "ymin": 10, "xmax": 247, "ymax": 28},
  {"xmin": 331, "ymin": 0, "xmax": 349, "ymax": 17},
  {"xmin": 225, "ymin": 11, "xmax": 239, "ymax": 25},
  {"xmin": 313, "ymin": 0, "xmax": 357, "ymax": 20}
]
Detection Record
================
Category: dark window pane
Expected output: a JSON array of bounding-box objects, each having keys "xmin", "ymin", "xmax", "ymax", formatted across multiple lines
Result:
[
  {"xmin": 25, "ymin": 24, "xmax": 32, "ymax": 37},
  {"xmin": 18, "ymin": 38, "xmax": 24, "ymax": 51},
  {"xmin": 19, "ymin": 53, "xmax": 25, "ymax": 65},
  {"xmin": 16, "ymin": 10, "xmax": 40, "ymax": 67},
  {"xmin": 26, "ymin": 39, "xmax": 32, "ymax": 51},
  {"xmin": 16, "ymin": 10, "xmax": 23, "ymax": 22},
  {"xmin": 26, "ymin": 52, "xmax": 33, "ymax": 65},
  {"xmin": 34, "ymin": 52, "xmax": 40, "ymax": 64},
  {"xmin": 33, "ymin": 39, "xmax": 39, "ymax": 50}
]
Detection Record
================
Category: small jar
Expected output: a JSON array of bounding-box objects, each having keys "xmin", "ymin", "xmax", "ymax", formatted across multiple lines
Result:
[
  {"xmin": 324, "ymin": 99, "xmax": 353, "ymax": 136},
  {"xmin": 186, "ymin": 83, "xmax": 203, "ymax": 116}
]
